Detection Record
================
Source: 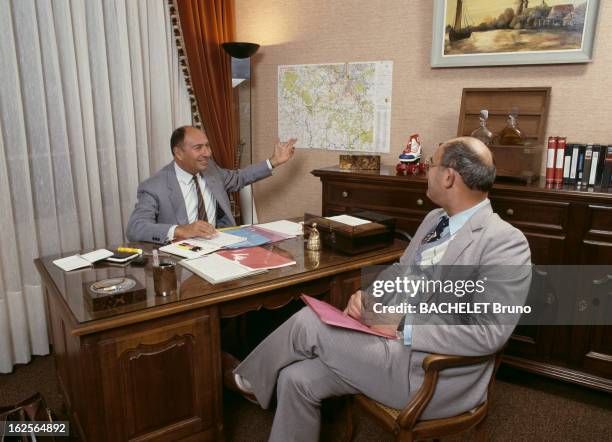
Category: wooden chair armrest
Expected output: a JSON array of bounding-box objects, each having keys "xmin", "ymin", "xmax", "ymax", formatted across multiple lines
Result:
[
  {"xmin": 396, "ymin": 352, "xmax": 497, "ymax": 429},
  {"xmin": 422, "ymin": 354, "xmax": 493, "ymax": 372}
]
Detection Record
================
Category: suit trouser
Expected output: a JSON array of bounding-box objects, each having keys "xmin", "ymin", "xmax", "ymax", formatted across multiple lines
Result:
[{"xmin": 235, "ymin": 307, "xmax": 412, "ymax": 442}]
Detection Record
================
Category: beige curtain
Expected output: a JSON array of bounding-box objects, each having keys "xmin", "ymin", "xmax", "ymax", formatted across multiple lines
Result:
[{"xmin": 0, "ymin": 0, "xmax": 191, "ymax": 373}]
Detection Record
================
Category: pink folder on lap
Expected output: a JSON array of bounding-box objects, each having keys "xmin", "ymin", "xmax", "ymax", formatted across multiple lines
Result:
[{"xmin": 301, "ymin": 294, "xmax": 397, "ymax": 339}]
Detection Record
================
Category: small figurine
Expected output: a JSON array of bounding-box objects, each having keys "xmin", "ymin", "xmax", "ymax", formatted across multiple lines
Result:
[
  {"xmin": 399, "ymin": 134, "xmax": 422, "ymax": 164},
  {"xmin": 306, "ymin": 223, "xmax": 321, "ymax": 251},
  {"xmin": 397, "ymin": 134, "xmax": 426, "ymax": 176},
  {"xmin": 305, "ymin": 249, "xmax": 321, "ymax": 269}
]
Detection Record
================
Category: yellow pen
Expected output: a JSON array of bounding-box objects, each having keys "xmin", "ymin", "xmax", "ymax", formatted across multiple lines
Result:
[
  {"xmin": 117, "ymin": 247, "xmax": 143, "ymax": 254},
  {"xmin": 218, "ymin": 224, "xmax": 249, "ymax": 232}
]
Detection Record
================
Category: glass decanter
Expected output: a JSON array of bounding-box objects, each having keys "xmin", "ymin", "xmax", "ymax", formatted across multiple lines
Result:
[
  {"xmin": 498, "ymin": 107, "xmax": 526, "ymax": 145},
  {"xmin": 470, "ymin": 109, "xmax": 493, "ymax": 145}
]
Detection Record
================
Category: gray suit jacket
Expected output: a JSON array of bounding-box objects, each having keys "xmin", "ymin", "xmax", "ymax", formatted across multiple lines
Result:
[
  {"xmin": 399, "ymin": 201, "xmax": 531, "ymax": 419},
  {"xmin": 126, "ymin": 159, "xmax": 272, "ymax": 243}
]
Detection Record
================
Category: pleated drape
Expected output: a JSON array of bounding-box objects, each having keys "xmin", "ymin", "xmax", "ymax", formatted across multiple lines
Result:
[
  {"xmin": 174, "ymin": 0, "xmax": 237, "ymax": 169},
  {"xmin": 0, "ymin": 0, "xmax": 192, "ymax": 373}
]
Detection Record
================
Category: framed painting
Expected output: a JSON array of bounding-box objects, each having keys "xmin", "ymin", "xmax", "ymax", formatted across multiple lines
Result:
[{"xmin": 431, "ymin": 0, "xmax": 600, "ymax": 67}]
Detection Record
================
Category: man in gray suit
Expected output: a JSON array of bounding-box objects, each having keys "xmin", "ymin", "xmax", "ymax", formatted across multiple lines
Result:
[
  {"xmin": 126, "ymin": 126, "xmax": 297, "ymax": 244},
  {"xmin": 228, "ymin": 137, "xmax": 532, "ymax": 441}
]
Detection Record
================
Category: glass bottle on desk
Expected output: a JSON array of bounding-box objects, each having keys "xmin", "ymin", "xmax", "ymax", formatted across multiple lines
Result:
[
  {"xmin": 498, "ymin": 107, "xmax": 526, "ymax": 145},
  {"xmin": 470, "ymin": 109, "xmax": 493, "ymax": 145}
]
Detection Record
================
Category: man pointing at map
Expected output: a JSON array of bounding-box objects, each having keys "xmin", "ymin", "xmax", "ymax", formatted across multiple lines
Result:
[{"xmin": 126, "ymin": 126, "xmax": 296, "ymax": 244}]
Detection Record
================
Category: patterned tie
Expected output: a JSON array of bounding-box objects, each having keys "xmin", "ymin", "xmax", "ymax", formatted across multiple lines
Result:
[
  {"xmin": 423, "ymin": 215, "xmax": 449, "ymax": 244},
  {"xmin": 192, "ymin": 174, "xmax": 208, "ymax": 222}
]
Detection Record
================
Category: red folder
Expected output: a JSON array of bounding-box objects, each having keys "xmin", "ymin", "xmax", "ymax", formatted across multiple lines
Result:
[
  {"xmin": 301, "ymin": 294, "xmax": 397, "ymax": 339},
  {"xmin": 217, "ymin": 246, "xmax": 296, "ymax": 269}
]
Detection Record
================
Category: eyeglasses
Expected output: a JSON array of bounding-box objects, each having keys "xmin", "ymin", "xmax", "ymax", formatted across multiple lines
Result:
[{"xmin": 426, "ymin": 156, "xmax": 440, "ymax": 169}]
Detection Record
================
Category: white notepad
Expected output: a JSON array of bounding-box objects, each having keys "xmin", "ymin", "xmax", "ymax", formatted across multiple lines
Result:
[
  {"xmin": 326, "ymin": 215, "xmax": 370, "ymax": 226},
  {"xmin": 257, "ymin": 220, "xmax": 303, "ymax": 237},
  {"xmin": 179, "ymin": 253, "xmax": 266, "ymax": 284},
  {"xmin": 53, "ymin": 249, "xmax": 113, "ymax": 272}
]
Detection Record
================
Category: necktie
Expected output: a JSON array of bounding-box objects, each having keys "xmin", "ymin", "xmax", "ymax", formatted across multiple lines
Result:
[
  {"xmin": 423, "ymin": 215, "xmax": 449, "ymax": 244},
  {"xmin": 192, "ymin": 174, "xmax": 208, "ymax": 222}
]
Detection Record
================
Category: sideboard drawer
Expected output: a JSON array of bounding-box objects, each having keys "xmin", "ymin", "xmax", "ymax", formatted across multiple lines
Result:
[
  {"xmin": 326, "ymin": 181, "xmax": 436, "ymax": 213},
  {"xmin": 490, "ymin": 196, "xmax": 569, "ymax": 232}
]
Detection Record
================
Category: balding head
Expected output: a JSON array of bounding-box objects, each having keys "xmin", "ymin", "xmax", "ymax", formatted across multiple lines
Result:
[{"xmin": 438, "ymin": 137, "xmax": 496, "ymax": 192}]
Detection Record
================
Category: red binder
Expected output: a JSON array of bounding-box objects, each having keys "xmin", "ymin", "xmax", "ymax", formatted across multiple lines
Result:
[{"xmin": 545, "ymin": 137, "xmax": 558, "ymax": 187}]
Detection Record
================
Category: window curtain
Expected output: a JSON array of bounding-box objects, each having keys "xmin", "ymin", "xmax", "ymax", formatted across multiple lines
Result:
[
  {"xmin": 0, "ymin": 0, "xmax": 192, "ymax": 373},
  {"xmin": 172, "ymin": 0, "xmax": 236, "ymax": 169}
]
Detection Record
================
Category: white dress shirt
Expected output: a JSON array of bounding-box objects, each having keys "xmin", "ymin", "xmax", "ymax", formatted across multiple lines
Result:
[
  {"xmin": 167, "ymin": 163, "xmax": 218, "ymax": 241},
  {"xmin": 167, "ymin": 160, "xmax": 274, "ymax": 241}
]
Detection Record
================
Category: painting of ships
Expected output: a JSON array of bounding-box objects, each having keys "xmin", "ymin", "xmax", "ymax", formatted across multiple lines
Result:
[{"xmin": 449, "ymin": 0, "xmax": 472, "ymax": 41}]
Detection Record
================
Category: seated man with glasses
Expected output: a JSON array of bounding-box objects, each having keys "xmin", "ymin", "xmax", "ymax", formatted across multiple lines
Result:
[{"xmin": 224, "ymin": 136, "xmax": 531, "ymax": 442}]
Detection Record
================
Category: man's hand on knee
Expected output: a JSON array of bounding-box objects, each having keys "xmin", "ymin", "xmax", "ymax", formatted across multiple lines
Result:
[{"xmin": 344, "ymin": 290, "xmax": 362, "ymax": 320}]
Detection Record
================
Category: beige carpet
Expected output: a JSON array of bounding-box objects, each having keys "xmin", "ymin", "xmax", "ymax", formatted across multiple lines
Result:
[{"xmin": 1, "ymin": 356, "xmax": 610, "ymax": 441}]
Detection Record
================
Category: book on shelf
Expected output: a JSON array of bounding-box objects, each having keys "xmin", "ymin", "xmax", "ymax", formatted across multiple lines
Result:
[
  {"xmin": 594, "ymin": 145, "xmax": 608, "ymax": 187},
  {"xmin": 581, "ymin": 144, "xmax": 593, "ymax": 188},
  {"xmin": 545, "ymin": 138, "xmax": 557, "ymax": 186},
  {"xmin": 588, "ymin": 145, "xmax": 602, "ymax": 187},
  {"xmin": 568, "ymin": 144, "xmax": 580, "ymax": 185},
  {"xmin": 554, "ymin": 139, "xmax": 566, "ymax": 186},
  {"xmin": 601, "ymin": 146, "xmax": 612, "ymax": 189},
  {"xmin": 563, "ymin": 143, "xmax": 573, "ymax": 185}
]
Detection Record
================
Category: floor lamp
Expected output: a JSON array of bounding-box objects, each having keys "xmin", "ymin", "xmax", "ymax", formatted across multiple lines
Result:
[{"xmin": 222, "ymin": 42, "xmax": 260, "ymax": 225}]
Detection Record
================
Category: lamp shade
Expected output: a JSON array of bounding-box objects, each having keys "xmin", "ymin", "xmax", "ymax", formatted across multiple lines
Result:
[{"xmin": 222, "ymin": 42, "xmax": 260, "ymax": 59}]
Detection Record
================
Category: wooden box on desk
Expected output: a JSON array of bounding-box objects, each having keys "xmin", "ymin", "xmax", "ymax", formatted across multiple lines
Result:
[
  {"xmin": 458, "ymin": 87, "xmax": 551, "ymax": 183},
  {"xmin": 304, "ymin": 211, "xmax": 395, "ymax": 255},
  {"xmin": 84, "ymin": 276, "xmax": 146, "ymax": 311}
]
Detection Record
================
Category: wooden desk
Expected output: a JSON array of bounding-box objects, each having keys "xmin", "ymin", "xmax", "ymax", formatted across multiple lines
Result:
[{"xmin": 35, "ymin": 237, "xmax": 407, "ymax": 441}]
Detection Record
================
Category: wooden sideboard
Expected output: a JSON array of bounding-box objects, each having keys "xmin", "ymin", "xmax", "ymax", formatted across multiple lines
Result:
[{"xmin": 312, "ymin": 165, "xmax": 612, "ymax": 392}]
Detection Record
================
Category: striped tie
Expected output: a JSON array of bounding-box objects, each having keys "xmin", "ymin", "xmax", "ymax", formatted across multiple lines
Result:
[
  {"xmin": 192, "ymin": 174, "xmax": 208, "ymax": 222},
  {"xmin": 422, "ymin": 215, "xmax": 449, "ymax": 244}
]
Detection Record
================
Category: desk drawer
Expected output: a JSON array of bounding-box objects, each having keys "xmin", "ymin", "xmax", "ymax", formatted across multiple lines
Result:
[
  {"xmin": 490, "ymin": 196, "xmax": 568, "ymax": 232},
  {"xmin": 326, "ymin": 181, "xmax": 436, "ymax": 213}
]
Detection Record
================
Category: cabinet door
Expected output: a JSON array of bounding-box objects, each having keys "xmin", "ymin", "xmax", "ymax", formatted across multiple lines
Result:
[
  {"xmin": 579, "ymin": 204, "xmax": 612, "ymax": 264},
  {"xmin": 94, "ymin": 309, "xmax": 221, "ymax": 441},
  {"xmin": 489, "ymin": 196, "xmax": 569, "ymax": 264},
  {"xmin": 582, "ymin": 326, "xmax": 612, "ymax": 379},
  {"xmin": 576, "ymin": 204, "xmax": 612, "ymax": 380}
]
